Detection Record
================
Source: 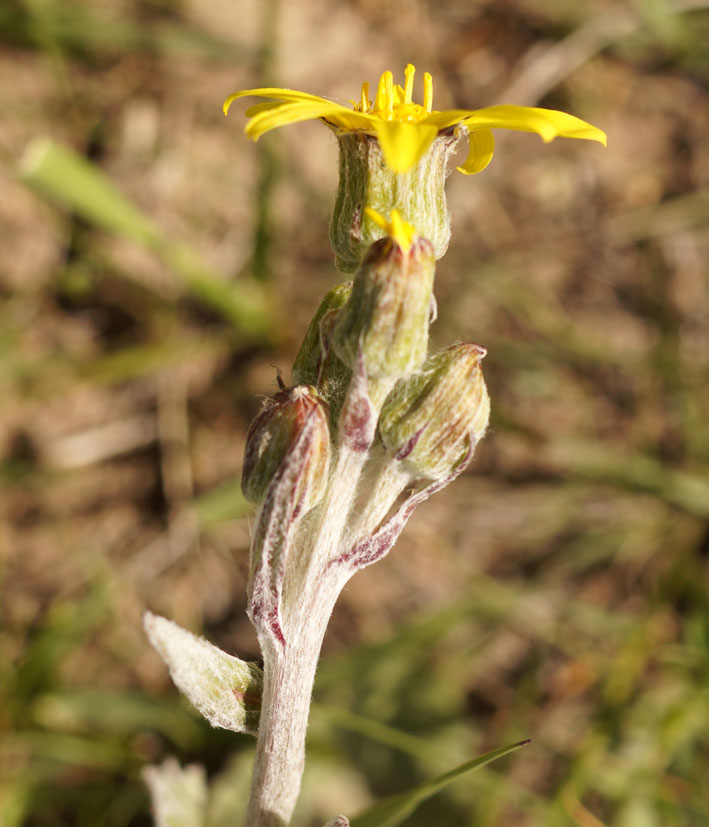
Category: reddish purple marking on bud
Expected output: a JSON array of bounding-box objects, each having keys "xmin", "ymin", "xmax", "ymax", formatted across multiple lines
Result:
[
  {"xmin": 341, "ymin": 395, "xmax": 375, "ymax": 452},
  {"xmin": 339, "ymin": 348, "xmax": 375, "ymax": 452},
  {"xmin": 319, "ymin": 308, "xmax": 339, "ymax": 353},
  {"xmin": 394, "ymin": 425, "xmax": 425, "ymax": 461},
  {"xmin": 289, "ymin": 408, "xmax": 324, "ymax": 520},
  {"xmin": 265, "ymin": 607, "xmax": 286, "ymax": 649},
  {"xmin": 250, "ymin": 596, "xmax": 286, "ymax": 649},
  {"xmin": 332, "ymin": 443, "xmax": 473, "ymax": 573}
]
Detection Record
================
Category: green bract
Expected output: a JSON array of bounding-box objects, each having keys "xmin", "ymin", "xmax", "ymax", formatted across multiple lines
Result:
[
  {"xmin": 333, "ymin": 223, "xmax": 435, "ymax": 381},
  {"xmin": 379, "ymin": 343, "xmax": 490, "ymax": 480}
]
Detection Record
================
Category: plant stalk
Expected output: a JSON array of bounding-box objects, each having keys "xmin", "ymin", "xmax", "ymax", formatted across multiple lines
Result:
[{"xmin": 244, "ymin": 447, "xmax": 367, "ymax": 826}]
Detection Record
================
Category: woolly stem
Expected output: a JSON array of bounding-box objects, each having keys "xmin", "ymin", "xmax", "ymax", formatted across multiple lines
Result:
[
  {"xmin": 244, "ymin": 594, "xmax": 334, "ymax": 827},
  {"xmin": 244, "ymin": 446, "xmax": 366, "ymax": 827}
]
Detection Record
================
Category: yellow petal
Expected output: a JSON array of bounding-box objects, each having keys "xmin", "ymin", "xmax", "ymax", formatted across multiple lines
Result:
[
  {"xmin": 457, "ymin": 129, "xmax": 495, "ymax": 175},
  {"xmin": 223, "ymin": 87, "xmax": 334, "ymax": 116},
  {"xmin": 325, "ymin": 110, "xmax": 379, "ymax": 131},
  {"xmin": 244, "ymin": 101, "xmax": 286, "ymax": 117},
  {"xmin": 373, "ymin": 121, "xmax": 440, "ymax": 174},
  {"xmin": 245, "ymin": 100, "xmax": 354, "ymax": 140},
  {"xmin": 461, "ymin": 106, "xmax": 607, "ymax": 146},
  {"xmin": 422, "ymin": 109, "xmax": 476, "ymax": 129}
]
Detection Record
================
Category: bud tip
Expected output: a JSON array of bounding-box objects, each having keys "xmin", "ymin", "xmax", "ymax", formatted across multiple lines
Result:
[{"xmin": 364, "ymin": 207, "xmax": 416, "ymax": 253}]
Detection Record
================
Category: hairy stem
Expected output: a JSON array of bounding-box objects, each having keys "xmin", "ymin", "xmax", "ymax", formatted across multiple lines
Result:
[
  {"xmin": 244, "ymin": 447, "xmax": 366, "ymax": 826},
  {"xmin": 244, "ymin": 616, "xmax": 327, "ymax": 827}
]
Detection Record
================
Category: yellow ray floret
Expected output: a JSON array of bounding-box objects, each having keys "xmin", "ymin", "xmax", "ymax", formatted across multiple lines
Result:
[
  {"xmin": 224, "ymin": 64, "xmax": 606, "ymax": 175},
  {"xmin": 364, "ymin": 208, "xmax": 416, "ymax": 253}
]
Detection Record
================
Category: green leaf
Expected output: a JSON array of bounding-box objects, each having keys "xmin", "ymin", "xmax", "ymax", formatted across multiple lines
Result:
[
  {"xmin": 349, "ymin": 740, "xmax": 531, "ymax": 827},
  {"xmin": 19, "ymin": 138, "xmax": 274, "ymax": 337}
]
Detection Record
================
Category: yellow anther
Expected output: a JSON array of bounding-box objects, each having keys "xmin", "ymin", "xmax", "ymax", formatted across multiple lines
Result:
[
  {"xmin": 404, "ymin": 64, "xmax": 415, "ymax": 104},
  {"xmin": 423, "ymin": 72, "xmax": 433, "ymax": 112},
  {"xmin": 360, "ymin": 82, "xmax": 369, "ymax": 112},
  {"xmin": 353, "ymin": 67, "xmax": 433, "ymax": 122},
  {"xmin": 374, "ymin": 71, "xmax": 389, "ymax": 114},
  {"xmin": 364, "ymin": 207, "xmax": 416, "ymax": 253}
]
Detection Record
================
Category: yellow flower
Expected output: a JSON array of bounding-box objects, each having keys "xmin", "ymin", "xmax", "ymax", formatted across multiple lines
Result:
[{"xmin": 224, "ymin": 63, "xmax": 606, "ymax": 175}]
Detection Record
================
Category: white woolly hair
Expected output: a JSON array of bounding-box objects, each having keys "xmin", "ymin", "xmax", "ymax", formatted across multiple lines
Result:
[{"xmin": 144, "ymin": 612, "xmax": 262, "ymax": 736}]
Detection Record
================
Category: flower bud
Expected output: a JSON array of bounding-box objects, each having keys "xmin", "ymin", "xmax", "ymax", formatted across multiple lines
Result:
[
  {"xmin": 292, "ymin": 282, "xmax": 353, "ymax": 429},
  {"xmin": 378, "ymin": 343, "xmax": 490, "ymax": 480},
  {"xmin": 241, "ymin": 385, "xmax": 330, "ymax": 510},
  {"xmin": 292, "ymin": 281, "xmax": 352, "ymax": 387},
  {"xmin": 332, "ymin": 211, "xmax": 435, "ymax": 382},
  {"xmin": 330, "ymin": 130, "xmax": 462, "ymax": 273},
  {"xmin": 245, "ymin": 386, "xmax": 331, "ymax": 650}
]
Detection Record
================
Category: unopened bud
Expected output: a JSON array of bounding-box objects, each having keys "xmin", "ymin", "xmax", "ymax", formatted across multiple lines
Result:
[
  {"xmin": 332, "ymin": 211, "xmax": 435, "ymax": 381},
  {"xmin": 292, "ymin": 282, "xmax": 353, "ymax": 429},
  {"xmin": 330, "ymin": 130, "xmax": 463, "ymax": 273},
  {"xmin": 242, "ymin": 385, "xmax": 330, "ymax": 510},
  {"xmin": 378, "ymin": 343, "xmax": 490, "ymax": 480},
  {"xmin": 292, "ymin": 281, "xmax": 352, "ymax": 387}
]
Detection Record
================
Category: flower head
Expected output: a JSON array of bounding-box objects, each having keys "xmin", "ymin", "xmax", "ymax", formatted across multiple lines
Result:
[{"xmin": 224, "ymin": 63, "xmax": 606, "ymax": 175}]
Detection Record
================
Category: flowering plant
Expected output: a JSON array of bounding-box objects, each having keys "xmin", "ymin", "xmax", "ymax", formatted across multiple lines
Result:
[{"xmin": 143, "ymin": 65, "xmax": 604, "ymax": 827}]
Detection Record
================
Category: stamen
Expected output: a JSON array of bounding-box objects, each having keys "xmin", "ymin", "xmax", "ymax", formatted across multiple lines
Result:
[
  {"xmin": 423, "ymin": 72, "xmax": 433, "ymax": 112},
  {"xmin": 404, "ymin": 64, "xmax": 415, "ymax": 104},
  {"xmin": 375, "ymin": 72, "xmax": 389, "ymax": 114},
  {"xmin": 360, "ymin": 81, "xmax": 370, "ymax": 112}
]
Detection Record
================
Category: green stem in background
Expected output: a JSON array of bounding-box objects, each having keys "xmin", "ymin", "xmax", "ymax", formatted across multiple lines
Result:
[
  {"xmin": 251, "ymin": 0, "xmax": 280, "ymax": 283},
  {"xmin": 19, "ymin": 139, "xmax": 276, "ymax": 338}
]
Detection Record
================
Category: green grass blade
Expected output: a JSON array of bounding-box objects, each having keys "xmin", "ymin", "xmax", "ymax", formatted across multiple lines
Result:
[
  {"xmin": 19, "ymin": 138, "xmax": 275, "ymax": 336},
  {"xmin": 547, "ymin": 439, "xmax": 709, "ymax": 519},
  {"xmin": 349, "ymin": 740, "xmax": 531, "ymax": 827},
  {"xmin": 193, "ymin": 475, "xmax": 252, "ymax": 528},
  {"xmin": 312, "ymin": 704, "xmax": 438, "ymax": 763}
]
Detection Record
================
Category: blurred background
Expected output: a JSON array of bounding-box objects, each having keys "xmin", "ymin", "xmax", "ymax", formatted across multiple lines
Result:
[{"xmin": 2, "ymin": 0, "xmax": 708, "ymax": 825}]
